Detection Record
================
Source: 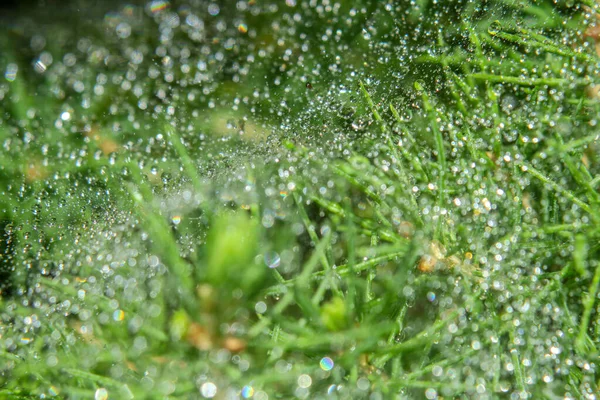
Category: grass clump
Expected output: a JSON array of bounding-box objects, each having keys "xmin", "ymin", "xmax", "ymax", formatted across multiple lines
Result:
[{"xmin": 1, "ymin": 0, "xmax": 600, "ymax": 398}]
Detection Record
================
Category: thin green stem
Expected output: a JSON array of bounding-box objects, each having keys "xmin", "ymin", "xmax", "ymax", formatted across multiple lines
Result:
[{"xmin": 577, "ymin": 261, "xmax": 600, "ymax": 352}]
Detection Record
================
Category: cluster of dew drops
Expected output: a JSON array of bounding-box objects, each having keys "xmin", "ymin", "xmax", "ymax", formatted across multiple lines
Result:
[
  {"xmin": 1, "ymin": 0, "xmax": 599, "ymax": 398},
  {"xmin": 0, "ymin": 1, "xmax": 415, "ymax": 398}
]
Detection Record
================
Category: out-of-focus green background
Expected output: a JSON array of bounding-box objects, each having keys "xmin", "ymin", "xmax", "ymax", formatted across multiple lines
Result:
[{"xmin": 1, "ymin": 0, "xmax": 600, "ymax": 398}]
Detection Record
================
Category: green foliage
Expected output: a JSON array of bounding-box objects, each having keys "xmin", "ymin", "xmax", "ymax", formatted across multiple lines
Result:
[
  {"xmin": 320, "ymin": 297, "xmax": 348, "ymax": 332},
  {"xmin": 204, "ymin": 210, "xmax": 263, "ymax": 293},
  {"xmin": 0, "ymin": 0, "xmax": 600, "ymax": 399}
]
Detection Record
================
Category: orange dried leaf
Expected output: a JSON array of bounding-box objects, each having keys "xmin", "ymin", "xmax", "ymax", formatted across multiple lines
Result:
[
  {"xmin": 186, "ymin": 322, "xmax": 213, "ymax": 350},
  {"xmin": 222, "ymin": 336, "xmax": 246, "ymax": 353},
  {"xmin": 24, "ymin": 162, "xmax": 48, "ymax": 182}
]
